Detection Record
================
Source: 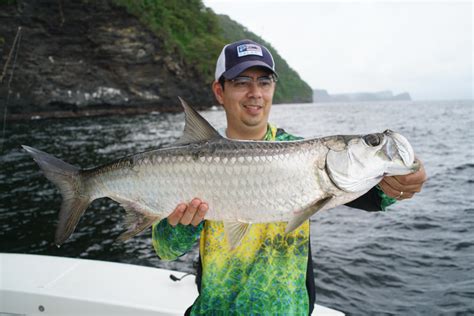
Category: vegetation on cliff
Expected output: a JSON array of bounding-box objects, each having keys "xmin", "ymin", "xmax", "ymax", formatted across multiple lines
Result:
[
  {"xmin": 113, "ymin": 0, "xmax": 312, "ymax": 103},
  {"xmin": 113, "ymin": 0, "xmax": 223, "ymax": 81},
  {"xmin": 0, "ymin": 0, "xmax": 16, "ymax": 4}
]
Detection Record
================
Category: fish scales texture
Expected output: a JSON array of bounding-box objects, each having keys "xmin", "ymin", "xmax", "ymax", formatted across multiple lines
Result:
[{"xmin": 84, "ymin": 138, "xmax": 328, "ymax": 223}]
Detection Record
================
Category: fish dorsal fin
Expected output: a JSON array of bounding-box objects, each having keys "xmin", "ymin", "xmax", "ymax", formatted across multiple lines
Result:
[{"xmin": 175, "ymin": 97, "xmax": 222, "ymax": 145}]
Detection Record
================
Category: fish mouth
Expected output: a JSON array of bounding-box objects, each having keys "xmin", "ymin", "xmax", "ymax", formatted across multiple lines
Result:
[{"xmin": 383, "ymin": 130, "xmax": 419, "ymax": 175}]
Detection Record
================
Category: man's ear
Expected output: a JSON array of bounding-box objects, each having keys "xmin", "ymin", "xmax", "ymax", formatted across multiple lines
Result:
[{"xmin": 212, "ymin": 80, "xmax": 224, "ymax": 105}]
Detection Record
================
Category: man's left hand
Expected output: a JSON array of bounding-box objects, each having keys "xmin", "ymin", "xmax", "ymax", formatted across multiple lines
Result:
[{"xmin": 378, "ymin": 159, "xmax": 427, "ymax": 200}]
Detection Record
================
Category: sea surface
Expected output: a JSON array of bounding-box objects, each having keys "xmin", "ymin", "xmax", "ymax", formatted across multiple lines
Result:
[{"xmin": 1, "ymin": 100, "xmax": 473, "ymax": 315}]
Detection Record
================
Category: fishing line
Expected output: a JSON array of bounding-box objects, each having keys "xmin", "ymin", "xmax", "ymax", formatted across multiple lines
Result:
[{"xmin": 1, "ymin": 26, "xmax": 22, "ymax": 153}]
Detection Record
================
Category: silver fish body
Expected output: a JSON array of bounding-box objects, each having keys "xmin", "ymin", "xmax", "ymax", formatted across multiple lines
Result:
[
  {"xmin": 23, "ymin": 98, "xmax": 419, "ymax": 248},
  {"xmin": 85, "ymin": 138, "xmax": 332, "ymax": 223}
]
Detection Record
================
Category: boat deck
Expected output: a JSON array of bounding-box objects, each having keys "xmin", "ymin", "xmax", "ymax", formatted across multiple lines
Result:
[{"xmin": 0, "ymin": 253, "xmax": 343, "ymax": 315}]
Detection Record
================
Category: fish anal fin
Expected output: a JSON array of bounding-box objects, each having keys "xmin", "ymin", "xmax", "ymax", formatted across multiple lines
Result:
[
  {"xmin": 175, "ymin": 97, "xmax": 222, "ymax": 145},
  {"xmin": 285, "ymin": 196, "xmax": 334, "ymax": 234},
  {"xmin": 224, "ymin": 221, "xmax": 252, "ymax": 250},
  {"xmin": 116, "ymin": 199, "xmax": 161, "ymax": 241}
]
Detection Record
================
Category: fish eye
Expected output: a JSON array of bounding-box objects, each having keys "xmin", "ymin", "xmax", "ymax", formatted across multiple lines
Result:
[{"xmin": 363, "ymin": 134, "xmax": 382, "ymax": 147}]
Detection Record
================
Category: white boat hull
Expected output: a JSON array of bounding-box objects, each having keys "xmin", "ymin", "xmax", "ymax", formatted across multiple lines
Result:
[{"xmin": 0, "ymin": 253, "xmax": 344, "ymax": 315}]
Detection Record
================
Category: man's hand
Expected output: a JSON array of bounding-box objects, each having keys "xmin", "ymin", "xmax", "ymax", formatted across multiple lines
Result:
[
  {"xmin": 378, "ymin": 159, "xmax": 427, "ymax": 200},
  {"xmin": 167, "ymin": 198, "xmax": 209, "ymax": 227}
]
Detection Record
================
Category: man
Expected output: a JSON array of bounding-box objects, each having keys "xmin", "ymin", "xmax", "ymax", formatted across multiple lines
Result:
[{"xmin": 152, "ymin": 39, "xmax": 427, "ymax": 315}]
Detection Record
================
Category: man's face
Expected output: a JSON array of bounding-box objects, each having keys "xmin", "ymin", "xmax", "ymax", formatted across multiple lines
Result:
[{"xmin": 213, "ymin": 67, "xmax": 276, "ymax": 139}]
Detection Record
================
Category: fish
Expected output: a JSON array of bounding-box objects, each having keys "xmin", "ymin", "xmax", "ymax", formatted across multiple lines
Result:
[{"xmin": 22, "ymin": 98, "xmax": 420, "ymax": 249}]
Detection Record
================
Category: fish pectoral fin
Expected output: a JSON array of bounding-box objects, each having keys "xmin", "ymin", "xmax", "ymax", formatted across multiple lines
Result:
[
  {"xmin": 116, "ymin": 199, "xmax": 161, "ymax": 241},
  {"xmin": 224, "ymin": 221, "xmax": 252, "ymax": 250},
  {"xmin": 174, "ymin": 97, "xmax": 223, "ymax": 145},
  {"xmin": 285, "ymin": 196, "xmax": 334, "ymax": 234}
]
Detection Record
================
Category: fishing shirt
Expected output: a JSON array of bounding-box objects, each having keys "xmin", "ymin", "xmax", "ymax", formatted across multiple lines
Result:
[{"xmin": 152, "ymin": 124, "xmax": 396, "ymax": 315}]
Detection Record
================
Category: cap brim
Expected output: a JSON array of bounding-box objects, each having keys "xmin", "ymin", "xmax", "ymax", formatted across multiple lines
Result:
[{"xmin": 222, "ymin": 60, "xmax": 278, "ymax": 80}]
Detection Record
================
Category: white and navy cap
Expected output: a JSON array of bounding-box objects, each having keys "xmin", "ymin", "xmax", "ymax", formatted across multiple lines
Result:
[{"xmin": 215, "ymin": 39, "xmax": 277, "ymax": 81}]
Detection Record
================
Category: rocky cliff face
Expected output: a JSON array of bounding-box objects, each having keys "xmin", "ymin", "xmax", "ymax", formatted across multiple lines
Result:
[{"xmin": 0, "ymin": 0, "xmax": 214, "ymax": 118}]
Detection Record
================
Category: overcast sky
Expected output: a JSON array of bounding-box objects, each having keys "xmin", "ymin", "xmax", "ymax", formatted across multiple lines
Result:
[{"xmin": 203, "ymin": 0, "xmax": 473, "ymax": 101}]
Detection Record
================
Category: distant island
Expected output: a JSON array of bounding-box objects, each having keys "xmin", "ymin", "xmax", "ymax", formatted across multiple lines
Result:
[{"xmin": 313, "ymin": 89, "xmax": 411, "ymax": 103}]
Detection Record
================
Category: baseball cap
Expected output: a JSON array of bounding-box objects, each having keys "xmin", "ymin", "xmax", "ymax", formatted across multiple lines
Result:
[{"xmin": 215, "ymin": 39, "xmax": 278, "ymax": 81}]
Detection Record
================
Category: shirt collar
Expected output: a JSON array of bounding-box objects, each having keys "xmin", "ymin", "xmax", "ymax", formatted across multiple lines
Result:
[{"xmin": 263, "ymin": 123, "xmax": 277, "ymax": 141}]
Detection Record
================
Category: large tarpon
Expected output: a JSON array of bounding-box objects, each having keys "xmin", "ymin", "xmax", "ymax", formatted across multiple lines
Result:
[{"xmin": 23, "ymin": 98, "xmax": 420, "ymax": 249}]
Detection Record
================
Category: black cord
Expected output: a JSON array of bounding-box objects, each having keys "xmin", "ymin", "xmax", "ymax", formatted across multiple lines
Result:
[{"xmin": 169, "ymin": 272, "xmax": 194, "ymax": 282}]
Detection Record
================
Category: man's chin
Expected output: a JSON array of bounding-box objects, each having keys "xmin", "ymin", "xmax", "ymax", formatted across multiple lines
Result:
[{"xmin": 242, "ymin": 118, "xmax": 265, "ymax": 128}]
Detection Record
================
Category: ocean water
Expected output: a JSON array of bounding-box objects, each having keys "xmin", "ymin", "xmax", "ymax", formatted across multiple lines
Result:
[{"xmin": 1, "ymin": 100, "xmax": 473, "ymax": 315}]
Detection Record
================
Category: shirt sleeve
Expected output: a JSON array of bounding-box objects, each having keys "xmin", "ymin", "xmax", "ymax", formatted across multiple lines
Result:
[
  {"xmin": 152, "ymin": 218, "xmax": 204, "ymax": 261},
  {"xmin": 344, "ymin": 185, "xmax": 397, "ymax": 212},
  {"xmin": 376, "ymin": 185, "xmax": 398, "ymax": 211}
]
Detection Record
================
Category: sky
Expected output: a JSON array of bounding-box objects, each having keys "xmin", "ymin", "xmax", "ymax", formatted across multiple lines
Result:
[{"xmin": 203, "ymin": 0, "xmax": 473, "ymax": 100}]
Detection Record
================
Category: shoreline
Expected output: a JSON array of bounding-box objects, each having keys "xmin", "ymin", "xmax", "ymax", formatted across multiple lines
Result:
[{"xmin": 3, "ymin": 105, "xmax": 207, "ymax": 121}]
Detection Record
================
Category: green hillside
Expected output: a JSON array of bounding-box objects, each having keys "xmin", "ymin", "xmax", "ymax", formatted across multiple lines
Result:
[
  {"xmin": 105, "ymin": 0, "xmax": 312, "ymax": 103},
  {"xmin": 113, "ymin": 0, "xmax": 223, "ymax": 79}
]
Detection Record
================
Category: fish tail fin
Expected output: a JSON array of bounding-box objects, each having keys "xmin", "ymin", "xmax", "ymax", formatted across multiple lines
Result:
[{"xmin": 22, "ymin": 145, "xmax": 91, "ymax": 246}]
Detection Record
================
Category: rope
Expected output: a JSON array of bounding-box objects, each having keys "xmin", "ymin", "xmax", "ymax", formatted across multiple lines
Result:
[{"xmin": 1, "ymin": 26, "xmax": 22, "ymax": 153}]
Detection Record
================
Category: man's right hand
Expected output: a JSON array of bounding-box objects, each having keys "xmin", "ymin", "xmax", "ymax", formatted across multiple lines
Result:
[{"xmin": 167, "ymin": 198, "xmax": 208, "ymax": 227}]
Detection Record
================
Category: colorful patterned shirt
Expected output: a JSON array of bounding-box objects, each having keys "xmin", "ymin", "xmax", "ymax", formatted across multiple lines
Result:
[{"xmin": 152, "ymin": 124, "xmax": 395, "ymax": 315}]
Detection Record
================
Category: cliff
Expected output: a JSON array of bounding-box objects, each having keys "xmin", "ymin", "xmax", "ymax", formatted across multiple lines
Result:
[
  {"xmin": 0, "ymin": 0, "xmax": 217, "ymax": 118},
  {"xmin": 0, "ymin": 0, "xmax": 312, "ymax": 120}
]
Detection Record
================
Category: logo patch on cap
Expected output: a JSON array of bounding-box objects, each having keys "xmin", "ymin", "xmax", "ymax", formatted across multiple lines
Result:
[{"xmin": 237, "ymin": 44, "xmax": 263, "ymax": 57}]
